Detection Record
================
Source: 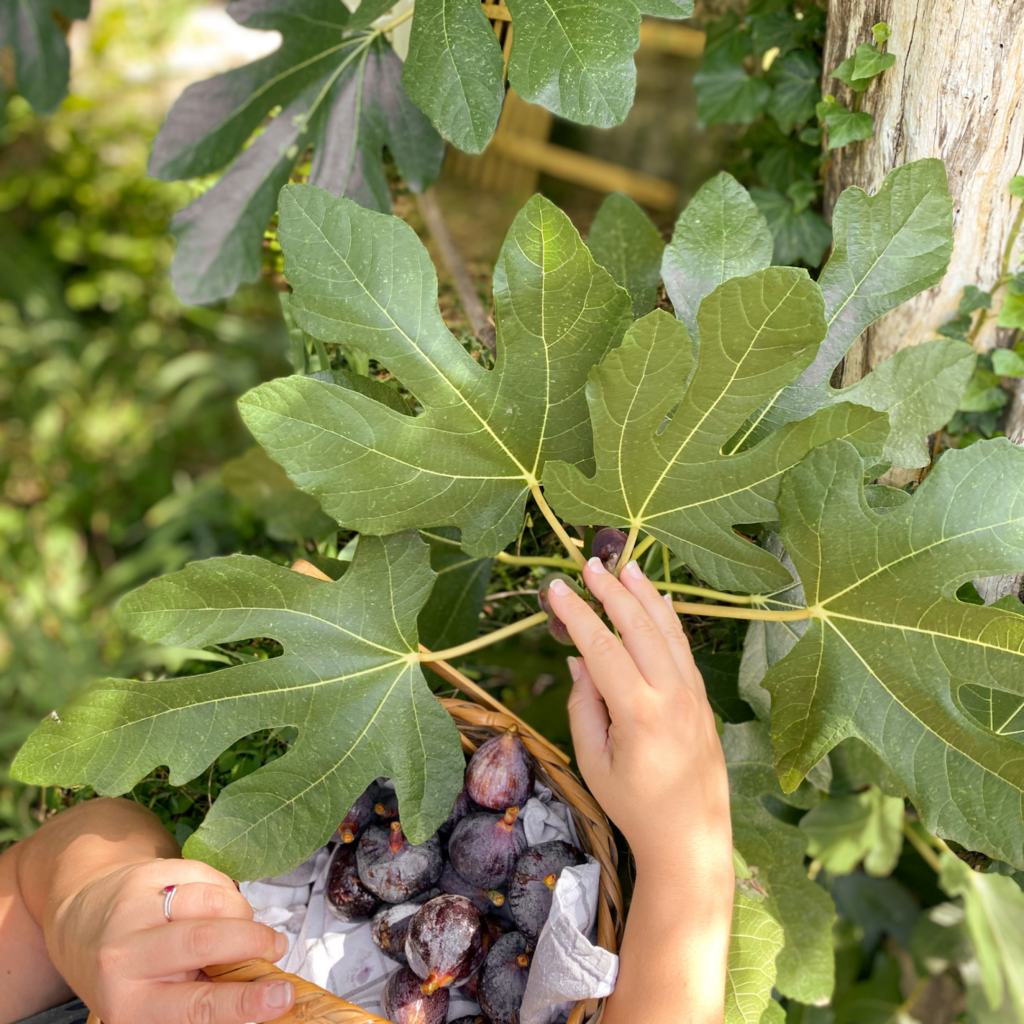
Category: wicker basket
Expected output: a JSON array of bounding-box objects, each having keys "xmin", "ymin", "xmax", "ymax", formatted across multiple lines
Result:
[{"xmin": 87, "ymin": 564, "xmax": 624, "ymax": 1024}]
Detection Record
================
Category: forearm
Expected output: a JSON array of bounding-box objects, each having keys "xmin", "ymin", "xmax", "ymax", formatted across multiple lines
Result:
[{"xmin": 601, "ymin": 852, "xmax": 734, "ymax": 1024}]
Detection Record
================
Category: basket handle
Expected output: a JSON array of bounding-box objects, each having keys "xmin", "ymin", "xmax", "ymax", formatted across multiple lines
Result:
[{"xmin": 84, "ymin": 959, "xmax": 393, "ymax": 1024}]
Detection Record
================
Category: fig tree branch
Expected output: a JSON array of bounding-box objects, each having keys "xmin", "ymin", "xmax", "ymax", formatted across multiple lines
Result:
[{"xmin": 417, "ymin": 610, "xmax": 549, "ymax": 662}]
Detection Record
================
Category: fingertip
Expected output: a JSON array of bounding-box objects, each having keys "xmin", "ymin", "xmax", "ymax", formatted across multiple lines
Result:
[{"xmin": 261, "ymin": 980, "xmax": 294, "ymax": 1015}]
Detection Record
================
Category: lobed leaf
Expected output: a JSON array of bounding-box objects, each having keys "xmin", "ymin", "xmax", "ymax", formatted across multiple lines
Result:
[
  {"xmin": 544, "ymin": 291, "xmax": 888, "ymax": 593},
  {"xmin": 240, "ymin": 186, "xmax": 632, "ymax": 556},
  {"xmin": 765, "ymin": 438, "xmax": 1024, "ymax": 868},
  {"xmin": 11, "ymin": 533, "xmax": 465, "ymax": 880}
]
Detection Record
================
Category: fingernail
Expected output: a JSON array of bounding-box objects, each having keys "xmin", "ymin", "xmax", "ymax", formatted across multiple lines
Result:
[
  {"xmin": 265, "ymin": 981, "xmax": 293, "ymax": 1009},
  {"xmin": 567, "ymin": 656, "xmax": 580, "ymax": 682},
  {"xmin": 624, "ymin": 560, "xmax": 642, "ymax": 579},
  {"xmin": 275, "ymin": 931, "xmax": 289, "ymax": 958},
  {"xmin": 549, "ymin": 578, "xmax": 571, "ymax": 596},
  {"xmin": 664, "ymin": 593, "xmax": 674, "ymax": 605},
  {"xmin": 587, "ymin": 556, "xmax": 606, "ymax": 574}
]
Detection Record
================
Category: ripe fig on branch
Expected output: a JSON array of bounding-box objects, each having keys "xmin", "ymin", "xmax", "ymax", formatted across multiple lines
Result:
[
  {"xmin": 439, "ymin": 861, "xmax": 506, "ymax": 914},
  {"xmin": 537, "ymin": 573, "xmax": 585, "ymax": 645},
  {"xmin": 449, "ymin": 808, "xmax": 528, "ymax": 890},
  {"xmin": 465, "ymin": 727, "xmax": 535, "ymax": 811},
  {"xmin": 405, "ymin": 894, "xmax": 488, "ymax": 994},
  {"xmin": 508, "ymin": 840, "xmax": 584, "ymax": 939},
  {"xmin": 325, "ymin": 843, "xmax": 379, "ymax": 921},
  {"xmin": 338, "ymin": 781, "xmax": 379, "ymax": 844},
  {"xmin": 357, "ymin": 821, "xmax": 443, "ymax": 903},
  {"xmin": 381, "ymin": 966, "xmax": 449, "ymax": 1024},
  {"xmin": 479, "ymin": 931, "xmax": 532, "ymax": 1024},
  {"xmin": 591, "ymin": 527, "xmax": 628, "ymax": 571}
]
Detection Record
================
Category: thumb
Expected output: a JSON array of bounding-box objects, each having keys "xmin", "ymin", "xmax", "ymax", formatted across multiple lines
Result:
[{"xmin": 566, "ymin": 657, "xmax": 611, "ymax": 768}]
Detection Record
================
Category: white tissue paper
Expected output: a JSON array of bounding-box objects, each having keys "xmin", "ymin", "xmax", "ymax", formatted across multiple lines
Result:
[{"xmin": 241, "ymin": 784, "xmax": 618, "ymax": 1024}]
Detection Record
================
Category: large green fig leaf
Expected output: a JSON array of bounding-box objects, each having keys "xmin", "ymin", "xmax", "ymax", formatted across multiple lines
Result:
[
  {"xmin": 661, "ymin": 172, "xmax": 774, "ymax": 343},
  {"xmin": 587, "ymin": 191, "xmax": 665, "ymax": 319},
  {"xmin": 403, "ymin": 0, "xmax": 505, "ymax": 154},
  {"xmin": 725, "ymin": 721, "xmax": 836, "ymax": 1003},
  {"xmin": 0, "ymin": 0, "xmax": 89, "ymax": 114},
  {"xmin": 11, "ymin": 532, "xmax": 465, "ymax": 880},
  {"xmin": 725, "ymin": 894, "xmax": 785, "ymax": 1024},
  {"xmin": 765, "ymin": 438, "xmax": 1024, "ymax": 868},
  {"xmin": 504, "ymin": 0, "xmax": 641, "ymax": 129},
  {"xmin": 735, "ymin": 160, "xmax": 966, "ymax": 468},
  {"xmin": 543, "ymin": 295, "xmax": 888, "ymax": 593},
  {"xmin": 240, "ymin": 186, "xmax": 632, "ymax": 556},
  {"xmin": 149, "ymin": 0, "xmax": 444, "ymax": 305}
]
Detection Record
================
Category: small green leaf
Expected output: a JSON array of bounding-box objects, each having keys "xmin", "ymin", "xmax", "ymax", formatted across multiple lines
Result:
[
  {"xmin": 786, "ymin": 180, "xmax": 819, "ymax": 216},
  {"xmin": 992, "ymin": 348, "xmax": 1024, "ymax": 378},
  {"xmin": 725, "ymin": 894, "xmax": 785, "ymax": 1024},
  {"xmin": 851, "ymin": 44, "xmax": 896, "ymax": 82},
  {"xmin": 998, "ymin": 290, "xmax": 1024, "ymax": 330},
  {"xmin": 798, "ymin": 126, "xmax": 823, "ymax": 146},
  {"xmin": 872, "ymin": 22, "xmax": 891, "ymax": 44},
  {"xmin": 694, "ymin": 64, "xmax": 773, "ymax": 125},
  {"xmin": 830, "ymin": 57, "xmax": 870, "ymax": 93},
  {"xmin": 242, "ymin": 188, "xmax": 631, "ymax": 555},
  {"xmin": 910, "ymin": 903, "xmax": 972, "ymax": 976},
  {"xmin": 586, "ymin": 192, "xmax": 665, "ymax": 319},
  {"xmin": 417, "ymin": 529, "xmax": 492, "ymax": 651},
  {"xmin": 817, "ymin": 97, "xmax": 874, "ymax": 149},
  {"xmin": 11, "ymin": 533, "xmax": 466, "ymax": 879},
  {"xmin": 1011, "ymin": 176, "xmax": 1024, "ymax": 200},
  {"xmin": 403, "ymin": 0, "xmax": 506, "ymax": 154},
  {"xmin": 958, "ymin": 368, "xmax": 1009, "ymax": 412},
  {"xmin": 750, "ymin": 187, "xmax": 832, "ymax": 267},
  {"xmin": 766, "ymin": 439, "xmax": 1024, "ymax": 868},
  {"xmin": 960, "ymin": 284, "xmax": 993, "ymax": 317},
  {"xmin": 799, "ymin": 785, "xmax": 905, "ymax": 876},
  {"xmin": 0, "ymin": 0, "xmax": 90, "ymax": 114},
  {"xmin": 766, "ymin": 50, "xmax": 821, "ymax": 134},
  {"xmin": 661, "ymin": 172, "xmax": 773, "ymax": 341},
  {"xmin": 504, "ymin": 0, "xmax": 641, "ymax": 128}
]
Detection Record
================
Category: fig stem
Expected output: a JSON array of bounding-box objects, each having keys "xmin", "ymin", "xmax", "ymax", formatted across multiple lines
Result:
[
  {"xmin": 418, "ymin": 611, "xmax": 549, "ymax": 662},
  {"xmin": 528, "ymin": 484, "xmax": 588, "ymax": 570},
  {"xmin": 632, "ymin": 534, "xmax": 658, "ymax": 561},
  {"xmin": 671, "ymin": 600, "xmax": 812, "ymax": 622}
]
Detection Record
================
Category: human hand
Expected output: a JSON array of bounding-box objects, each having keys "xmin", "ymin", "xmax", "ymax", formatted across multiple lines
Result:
[
  {"xmin": 50, "ymin": 856, "xmax": 294, "ymax": 1024},
  {"xmin": 546, "ymin": 557, "xmax": 732, "ymax": 879}
]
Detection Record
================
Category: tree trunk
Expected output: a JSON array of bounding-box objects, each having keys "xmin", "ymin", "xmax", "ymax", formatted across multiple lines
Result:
[{"xmin": 823, "ymin": 0, "xmax": 1024, "ymax": 372}]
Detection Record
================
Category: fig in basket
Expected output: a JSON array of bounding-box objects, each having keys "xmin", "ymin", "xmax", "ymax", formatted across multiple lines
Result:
[
  {"xmin": 325, "ymin": 843, "xmax": 380, "ymax": 921},
  {"xmin": 449, "ymin": 807, "xmax": 527, "ymax": 890},
  {"xmin": 508, "ymin": 840, "xmax": 584, "ymax": 939},
  {"xmin": 338, "ymin": 780, "xmax": 379, "ymax": 844},
  {"xmin": 439, "ymin": 861, "xmax": 505, "ymax": 914},
  {"xmin": 372, "ymin": 898, "xmax": 429, "ymax": 965},
  {"xmin": 381, "ymin": 965, "xmax": 450, "ymax": 1024},
  {"xmin": 406, "ymin": 894, "xmax": 488, "ymax": 993},
  {"xmin": 479, "ymin": 931, "xmax": 532, "ymax": 1024},
  {"xmin": 441, "ymin": 786, "xmax": 481, "ymax": 834},
  {"xmin": 465, "ymin": 727, "xmax": 535, "ymax": 811},
  {"xmin": 358, "ymin": 821, "xmax": 443, "ymax": 903}
]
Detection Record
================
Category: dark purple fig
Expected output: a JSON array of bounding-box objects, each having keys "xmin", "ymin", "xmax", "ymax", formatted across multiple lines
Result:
[
  {"xmin": 449, "ymin": 807, "xmax": 528, "ymax": 890},
  {"xmin": 374, "ymin": 792, "xmax": 400, "ymax": 820},
  {"xmin": 381, "ymin": 966, "xmax": 449, "ymax": 1024},
  {"xmin": 439, "ymin": 861, "xmax": 506, "ymax": 914},
  {"xmin": 537, "ymin": 573, "xmax": 582, "ymax": 645},
  {"xmin": 442, "ymin": 786, "xmax": 481, "ymax": 833},
  {"xmin": 509, "ymin": 840, "xmax": 584, "ymax": 939},
  {"xmin": 479, "ymin": 932, "xmax": 532, "ymax": 1024},
  {"xmin": 406, "ymin": 895, "xmax": 487, "ymax": 994},
  {"xmin": 357, "ymin": 822, "xmax": 443, "ymax": 903},
  {"xmin": 372, "ymin": 900, "xmax": 421, "ymax": 965},
  {"xmin": 465, "ymin": 727, "xmax": 535, "ymax": 811},
  {"xmin": 590, "ymin": 527, "xmax": 628, "ymax": 572},
  {"xmin": 485, "ymin": 915, "xmax": 513, "ymax": 946},
  {"xmin": 338, "ymin": 781, "xmax": 380, "ymax": 844},
  {"xmin": 325, "ymin": 843, "xmax": 379, "ymax": 921}
]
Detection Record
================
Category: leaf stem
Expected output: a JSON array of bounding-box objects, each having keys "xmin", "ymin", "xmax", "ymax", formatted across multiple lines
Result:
[
  {"xmin": 375, "ymin": 5, "xmax": 415, "ymax": 34},
  {"xmin": 671, "ymin": 601, "xmax": 812, "ymax": 621},
  {"xmin": 662, "ymin": 543, "xmax": 672, "ymax": 583},
  {"xmin": 528, "ymin": 484, "xmax": 588, "ymax": 570},
  {"xmin": 617, "ymin": 525, "xmax": 640, "ymax": 574},
  {"xmin": 902, "ymin": 819, "xmax": 943, "ymax": 873},
  {"xmin": 495, "ymin": 551, "xmax": 580, "ymax": 571},
  {"xmin": 632, "ymin": 535, "xmax": 658, "ymax": 561},
  {"xmin": 418, "ymin": 611, "xmax": 549, "ymax": 662},
  {"xmin": 659, "ymin": 582, "xmax": 756, "ymax": 604}
]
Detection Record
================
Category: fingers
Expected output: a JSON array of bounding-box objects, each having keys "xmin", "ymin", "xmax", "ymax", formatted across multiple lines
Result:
[
  {"xmin": 126, "ymin": 919, "xmax": 287, "ymax": 980},
  {"xmin": 162, "ymin": 881, "xmax": 254, "ymax": 927},
  {"xmin": 545, "ymin": 579, "xmax": 640, "ymax": 717},
  {"xmin": 579, "ymin": 557, "xmax": 680, "ymax": 687},
  {"xmin": 149, "ymin": 978, "xmax": 295, "ymax": 1024},
  {"xmin": 618, "ymin": 560, "xmax": 704, "ymax": 692},
  {"xmin": 566, "ymin": 657, "xmax": 611, "ymax": 767}
]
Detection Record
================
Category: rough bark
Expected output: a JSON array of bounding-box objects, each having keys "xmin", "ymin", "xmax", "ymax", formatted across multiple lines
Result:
[{"xmin": 823, "ymin": 0, "xmax": 1024, "ymax": 376}]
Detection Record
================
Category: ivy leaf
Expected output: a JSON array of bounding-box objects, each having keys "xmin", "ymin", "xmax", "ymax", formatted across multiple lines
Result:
[
  {"xmin": 725, "ymin": 721, "xmax": 836, "ymax": 1003},
  {"xmin": 991, "ymin": 349, "xmax": 1024, "ymax": 378},
  {"xmin": 725, "ymin": 894, "xmax": 785, "ymax": 1024},
  {"xmin": 586, "ymin": 192, "xmax": 665, "ymax": 319},
  {"xmin": 403, "ymin": 0, "xmax": 506, "ymax": 154},
  {"xmin": 798, "ymin": 785, "xmax": 905, "ymax": 877},
  {"xmin": 817, "ymin": 96, "xmax": 874, "ymax": 149},
  {"xmin": 544, "ymin": 298, "xmax": 888, "ymax": 593},
  {"xmin": 504, "ymin": 0, "xmax": 641, "ymax": 129},
  {"xmin": 851, "ymin": 44, "xmax": 896, "ymax": 83},
  {"xmin": 765, "ymin": 438, "xmax": 1024, "ymax": 868},
  {"xmin": 737, "ymin": 160, "xmax": 960, "ymax": 469},
  {"xmin": 998, "ymin": 291, "xmax": 1024, "ymax": 330},
  {"xmin": 0, "ymin": 0, "xmax": 89, "ymax": 114},
  {"xmin": 241, "ymin": 187, "xmax": 632, "ymax": 556},
  {"xmin": 694, "ymin": 64, "xmax": 772, "ymax": 126},
  {"xmin": 958, "ymin": 367, "xmax": 1009, "ymax": 413},
  {"xmin": 661, "ymin": 172, "xmax": 774, "ymax": 342},
  {"xmin": 418, "ymin": 529, "xmax": 492, "ymax": 651},
  {"xmin": 766, "ymin": 50, "xmax": 820, "ymax": 134},
  {"xmin": 150, "ymin": 1, "xmax": 444, "ymax": 305},
  {"xmin": 10, "ymin": 532, "xmax": 466, "ymax": 879},
  {"xmin": 749, "ymin": 187, "xmax": 832, "ymax": 267},
  {"xmin": 939, "ymin": 853, "xmax": 1024, "ymax": 1017}
]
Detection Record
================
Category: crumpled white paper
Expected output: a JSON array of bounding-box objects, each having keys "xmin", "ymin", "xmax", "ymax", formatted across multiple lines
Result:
[{"xmin": 241, "ymin": 784, "xmax": 618, "ymax": 1024}]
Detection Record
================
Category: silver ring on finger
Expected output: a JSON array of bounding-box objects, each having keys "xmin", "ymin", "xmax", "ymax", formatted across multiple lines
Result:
[{"xmin": 163, "ymin": 884, "xmax": 178, "ymax": 921}]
